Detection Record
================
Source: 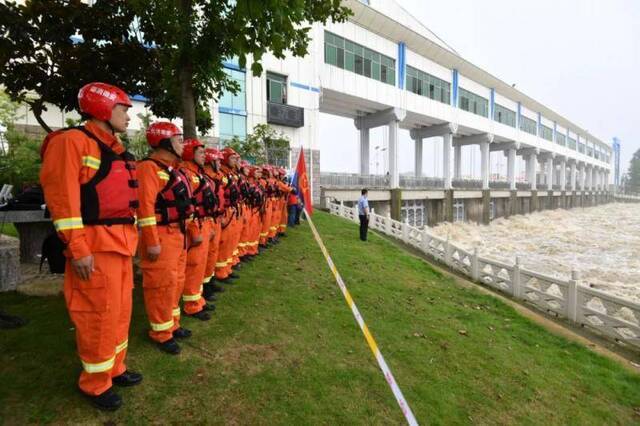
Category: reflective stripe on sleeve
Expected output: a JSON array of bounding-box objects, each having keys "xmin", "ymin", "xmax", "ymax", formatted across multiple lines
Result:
[
  {"xmin": 138, "ymin": 216, "xmax": 157, "ymax": 227},
  {"xmin": 53, "ymin": 217, "xmax": 84, "ymax": 231},
  {"xmin": 82, "ymin": 155, "xmax": 101, "ymax": 170}
]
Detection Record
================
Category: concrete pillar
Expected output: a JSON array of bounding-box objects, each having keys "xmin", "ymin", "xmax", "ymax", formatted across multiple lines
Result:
[
  {"xmin": 570, "ymin": 162, "xmax": 577, "ymax": 191},
  {"xmin": 527, "ymin": 154, "xmax": 537, "ymax": 190},
  {"xmin": 482, "ymin": 190, "xmax": 491, "ymax": 224},
  {"xmin": 443, "ymin": 189, "xmax": 454, "ymax": 223},
  {"xmin": 360, "ymin": 128, "xmax": 370, "ymax": 175},
  {"xmin": 414, "ymin": 138, "xmax": 423, "ymax": 177},
  {"xmin": 580, "ymin": 164, "xmax": 586, "ymax": 190},
  {"xmin": 454, "ymin": 145, "xmax": 462, "ymax": 180},
  {"xmin": 507, "ymin": 148, "xmax": 516, "ymax": 191},
  {"xmin": 546, "ymin": 157, "xmax": 553, "ymax": 191},
  {"xmin": 587, "ymin": 166, "xmax": 593, "ymax": 191},
  {"xmin": 388, "ymin": 120, "xmax": 399, "ymax": 188},
  {"xmin": 559, "ymin": 160, "xmax": 567, "ymax": 191},
  {"xmin": 390, "ymin": 188, "xmax": 402, "ymax": 220},
  {"xmin": 443, "ymin": 133, "xmax": 453, "ymax": 189},
  {"xmin": 480, "ymin": 141, "xmax": 490, "ymax": 190}
]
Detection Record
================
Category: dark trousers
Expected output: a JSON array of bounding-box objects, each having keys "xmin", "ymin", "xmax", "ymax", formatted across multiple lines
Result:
[
  {"xmin": 359, "ymin": 215, "xmax": 369, "ymax": 241},
  {"xmin": 288, "ymin": 205, "xmax": 298, "ymax": 226}
]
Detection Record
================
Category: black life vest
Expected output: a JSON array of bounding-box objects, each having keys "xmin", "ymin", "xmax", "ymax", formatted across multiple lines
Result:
[
  {"xmin": 74, "ymin": 127, "xmax": 139, "ymax": 226},
  {"xmin": 192, "ymin": 170, "xmax": 218, "ymax": 218},
  {"xmin": 143, "ymin": 158, "xmax": 194, "ymax": 226},
  {"xmin": 223, "ymin": 173, "xmax": 240, "ymax": 208}
]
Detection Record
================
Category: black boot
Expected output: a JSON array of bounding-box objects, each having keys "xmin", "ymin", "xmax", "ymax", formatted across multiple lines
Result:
[
  {"xmin": 172, "ymin": 327, "xmax": 192, "ymax": 339},
  {"xmin": 228, "ymin": 272, "xmax": 240, "ymax": 280},
  {"xmin": 202, "ymin": 284, "xmax": 217, "ymax": 301},
  {"xmin": 82, "ymin": 387, "xmax": 122, "ymax": 412},
  {"xmin": 186, "ymin": 310, "xmax": 211, "ymax": 321},
  {"xmin": 202, "ymin": 303, "xmax": 216, "ymax": 312},
  {"xmin": 157, "ymin": 338, "xmax": 181, "ymax": 355},
  {"xmin": 209, "ymin": 281, "xmax": 225, "ymax": 293},
  {"xmin": 112, "ymin": 370, "xmax": 143, "ymax": 387}
]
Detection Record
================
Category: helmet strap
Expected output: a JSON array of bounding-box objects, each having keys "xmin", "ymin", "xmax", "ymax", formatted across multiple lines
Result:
[{"xmin": 158, "ymin": 138, "xmax": 180, "ymax": 159}]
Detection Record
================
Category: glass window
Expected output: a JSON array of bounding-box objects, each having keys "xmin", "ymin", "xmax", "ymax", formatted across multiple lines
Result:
[
  {"xmin": 494, "ymin": 104, "xmax": 516, "ymax": 127},
  {"xmin": 568, "ymin": 136, "xmax": 577, "ymax": 150},
  {"xmin": 541, "ymin": 124, "xmax": 553, "ymax": 141},
  {"xmin": 556, "ymin": 133, "xmax": 566, "ymax": 146},
  {"xmin": 267, "ymin": 72, "xmax": 287, "ymax": 104},
  {"xmin": 219, "ymin": 112, "xmax": 246, "ymax": 142},
  {"xmin": 405, "ymin": 65, "xmax": 451, "ymax": 104},
  {"xmin": 520, "ymin": 115, "xmax": 537, "ymax": 135},
  {"xmin": 219, "ymin": 66, "xmax": 246, "ymax": 112},
  {"xmin": 324, "ymin": 31, "xmax": 395, "ymax": 86},
  {"xmin": 459, "ymin": 88, "xmax": 488, "ymax": 118}
]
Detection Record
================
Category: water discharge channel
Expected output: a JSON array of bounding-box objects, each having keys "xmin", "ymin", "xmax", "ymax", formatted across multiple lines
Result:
[{"xmin": 430, "ymin": 203, "xmax": 640, "ymax": 304}]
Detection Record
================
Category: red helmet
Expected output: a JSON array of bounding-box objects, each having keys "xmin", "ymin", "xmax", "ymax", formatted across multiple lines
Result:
[
  {"xmin": 146, "ymin": 121, "xmax": 182, "ymax": 147},
  {"xmin": 182, "ymin": 138, "xmax": 205, "ymax": 161},
  {"xmin": 205, "ymin": 148, "xmax": 223, "ymax": 163},
  {"xmin": 221, "ymin": 147, "xmax": 240, "ymax": 164},
  {"xmin": 78, "ymin": 82, "xmax": 132, "ymax": 122}
]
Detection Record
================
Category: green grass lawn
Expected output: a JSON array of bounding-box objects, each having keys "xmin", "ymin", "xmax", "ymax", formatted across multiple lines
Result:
[
  {"xmin": 1, "ymin": 211, "xmax": 639, "ymax": 424},
  {"xmin": 0, "ymin": 222, "xmax": 18, "ymax": 238}
]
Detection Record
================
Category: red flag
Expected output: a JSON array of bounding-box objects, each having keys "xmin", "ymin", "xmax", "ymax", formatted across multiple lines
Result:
[{"xmin": 294, "ymin": 149, "xmax": 313, "ymax": 215}]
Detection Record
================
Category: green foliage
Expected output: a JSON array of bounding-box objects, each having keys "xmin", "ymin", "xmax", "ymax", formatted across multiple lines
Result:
[
  {"xmin": 224, "ymin": 123, "xmax": 290, "ymax": 166},
  {"xmin": 625, "ymin": 148, "xmax": 640, "ymax": 193},
  {"xmin": 0, "ymin": 128, "xmax": 42, "ymax": 191},
  {"xmin": 0, "ymin": 0, "xmax": 351, "ymax": 136},
  {"xmin": 120, "ymin": 111, "xmax": 152, "ymax": 160}
]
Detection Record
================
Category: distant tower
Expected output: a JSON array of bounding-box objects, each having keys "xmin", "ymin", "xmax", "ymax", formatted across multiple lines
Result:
[{"xmin": 612, "ymin": 137, "xmax": 621, "ymax": 186}]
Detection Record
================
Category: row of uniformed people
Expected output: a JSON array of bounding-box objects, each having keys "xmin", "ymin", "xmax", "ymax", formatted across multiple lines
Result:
[{"xmin": 40, "ymin": 82, "xmax": 292, "ymax": 411}]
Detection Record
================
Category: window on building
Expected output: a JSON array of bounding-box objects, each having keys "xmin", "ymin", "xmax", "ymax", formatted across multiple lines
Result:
[
  {"xmin": 453, "ymin": 199, "xmax": 465, "ymax": 222},
  {"xmin": 568, "ymin": 136, "xmax": 577, "ymax": 150},
  {"xmin": 578, "ymin": 142, "xmax": 585, "ymax": 154},
  {"xmin": 405, "ymin": 65, "xmax": 451, "ymax": 104},
  {"xmin": 494, "ymin": 103, "xmax": 516, "ymax": 127},
  {"xmin": 219, "ymin": 65, "xmax": 247, "ymax": 142},
  {"xmin": 556, "ymin": 133, "xmax": 566, "ymax": 146},
  {"xmin": 324, "ymin": 31, "xmax": 395, "ymax": 85},
  {"xmin": 587, "ymin": 145, "xmax": 594, "ymax": 157},
  {"xmin": 520, "ymin": 115, "xmax": 537, "ymax": 135},
  {"xmin": 458, "ymin": 88, "xmax": 488, "ymax": 117},
  {"xmin": 540, "ymin": 124, "xmax": 553, "ymax": 141},
  {"xmin": 266, "ymin": 72, "xmax": 287, "ymax": 104}
]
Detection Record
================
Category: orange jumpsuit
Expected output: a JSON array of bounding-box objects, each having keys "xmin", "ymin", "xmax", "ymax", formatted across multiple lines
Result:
[
  {"xmin": 40, "ymin": 122, "xmax": 138, "ymax": 396},
  {"xmin": 180, "ymin": 162, "xmax": 210, "ymax": 315},
  {"xmin": 259, "ymin": 178, "xmax": 273, "ymax": 246},
  {"xmin": 277, "ymin": 180, "xmax": 292, "ymax": 234},
  {"xmin": 268, "ymin": 178, "xmax": 281, "ymax": 239},
  {"xmin": 246, "ymin": 177, "xmax": 263, "ymax": 255},
  {"xmin": 215, "ymin": 167, "xmax": 240, "ymax": 279},
  {"xmin": 137, "ymin": 152, "xmax": 188, "ymax": 344},
  {"xmin": 203, "ymin": 166, "xmax": 224, "ymax": 284}
]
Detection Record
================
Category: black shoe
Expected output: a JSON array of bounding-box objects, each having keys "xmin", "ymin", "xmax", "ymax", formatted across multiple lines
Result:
[
  {"xmin": 228, "ymin": 272, "xmax": 240, "ymax": 280},
  {"xmin": 186, "ymin": 310, "xmax": 211, "ymax": 321},
  {"xmin": 202, "ymin": 285, "xmax": 217, "ymax": 301},
  {"xmin": 157, "ymin": 338, "xmax": 181, "ymax": 355},
  {"xmin": 172, "ymin": 327, "xmax": 192, "ymax": 339},
  {"xmin": 279, "ymin": 233, "xmax": 287, "ymax": 238},
  {"xmin": 82, "ymin": 387, "xmax": 122, "ymax": 412},
  {"xmin": 112, "ymin": 370, "xmax": 143, "ymax": 387},
  {"xmin": 210, "ymin": 282, "xmax": 225, "ymax": 293},
  {"xmin": 203, "ymin": 303, "xmax": 216, "ymax": 312}
]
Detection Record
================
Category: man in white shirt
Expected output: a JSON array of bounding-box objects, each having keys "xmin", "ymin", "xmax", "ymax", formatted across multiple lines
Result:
[{"xmin": 357, "ymin": 188, "xmax": 369, "ymax": 241}]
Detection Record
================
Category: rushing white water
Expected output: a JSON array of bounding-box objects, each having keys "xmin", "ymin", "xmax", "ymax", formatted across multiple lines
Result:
[{"xmin": 430, "ymin": 203, "xmax": 640, "ymax": 303}]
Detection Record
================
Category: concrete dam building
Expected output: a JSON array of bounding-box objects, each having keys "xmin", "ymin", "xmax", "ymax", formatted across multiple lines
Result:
[{"xmin": 14, "ymin": 0, "xmax": 615, "ymax": 226}]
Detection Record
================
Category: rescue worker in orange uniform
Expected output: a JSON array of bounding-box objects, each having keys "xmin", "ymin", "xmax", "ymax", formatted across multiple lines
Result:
[
  {"xmin": 243, "ymin": 166, "xmax": 264, "ymax": 257},
  {"xmin": 276, "ymin": 167, "xmax": 293, "ymax": 236},
  {"xmin": 180, "ymin": 139, "xmax": 217, "ymax": 319},
  {"xmin": 40, "ymin": 82, "xmax": 142, "ymax": 411},
  {"xmin": 215, "ymin": 148, "xmax": 242, "ymax": 282},
  {"xmin": 202, "ymin": 148, "xmax": 226, "ymax": 300},
  {"xmin": 237, "ymin": 160, "xmax": 254, "ymax": 260},
  {"xmin": 137, "ymin": 121, "xmax": 194, "ymax": 356},
  {"xmin": 259, "ymin": 166, "xmax": 275, "ymax": 247}
]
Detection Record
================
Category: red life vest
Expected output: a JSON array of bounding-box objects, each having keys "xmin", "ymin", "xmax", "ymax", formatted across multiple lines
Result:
[
  {"xmin": 192, "ymin": 171, "xmax": 218, "ymax": 218},
  {"xmin": 60, "ymin": 126, "xmax": 138, "ymax": 226},
  {"xmin": 144, "ymin": 158, "xmax": 194, "ymax": 226}
]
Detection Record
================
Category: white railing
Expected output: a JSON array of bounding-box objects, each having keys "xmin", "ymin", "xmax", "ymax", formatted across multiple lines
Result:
[
  {"xmin": 614, "ymin": 193, "xmax": 640, "ymax": 201},
  {"xmin": 329, "ymin": 201, "xmax": 640, "ymax": 350}
]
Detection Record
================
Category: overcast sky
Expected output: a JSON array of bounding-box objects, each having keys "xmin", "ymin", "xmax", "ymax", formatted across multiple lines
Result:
[{"xmin": 318, "ymin": 0, "xmax": 640, "ymax": 178}]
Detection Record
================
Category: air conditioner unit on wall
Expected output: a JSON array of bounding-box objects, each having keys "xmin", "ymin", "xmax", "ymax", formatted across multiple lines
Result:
[{"xmin": 267, "ymin": 102, "xmax": 304, "ymax": 128}]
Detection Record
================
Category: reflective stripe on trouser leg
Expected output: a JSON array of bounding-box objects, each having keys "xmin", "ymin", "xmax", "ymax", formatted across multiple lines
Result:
[
  {"xmin": 141, "ymin": 225, "xmax": 184, "ymax": 344},
  {"xmin": 64, "ymin": 252, "xmax": 131, "ymax": 396},
  {"xmin": 183, "ymin": 220, "xmax": 210, "ymax": 315}
]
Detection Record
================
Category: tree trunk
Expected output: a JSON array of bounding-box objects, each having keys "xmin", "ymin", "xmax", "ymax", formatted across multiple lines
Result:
[
  {"xmin": 28, "ymin": 101, "xmax": 52, "ymax": 133},
  {"xmin": 178, "ymin": 0, "xmax": 197, "ymax": 139},
  {"xmin": 179, "ymin": 63, "xmax": 197, "ymax": 138}
]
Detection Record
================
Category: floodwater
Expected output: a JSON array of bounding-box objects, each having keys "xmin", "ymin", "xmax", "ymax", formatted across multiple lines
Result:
[{"xmin": 430, "ymin": 203, "xmax": 640, "ymax": 303}]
